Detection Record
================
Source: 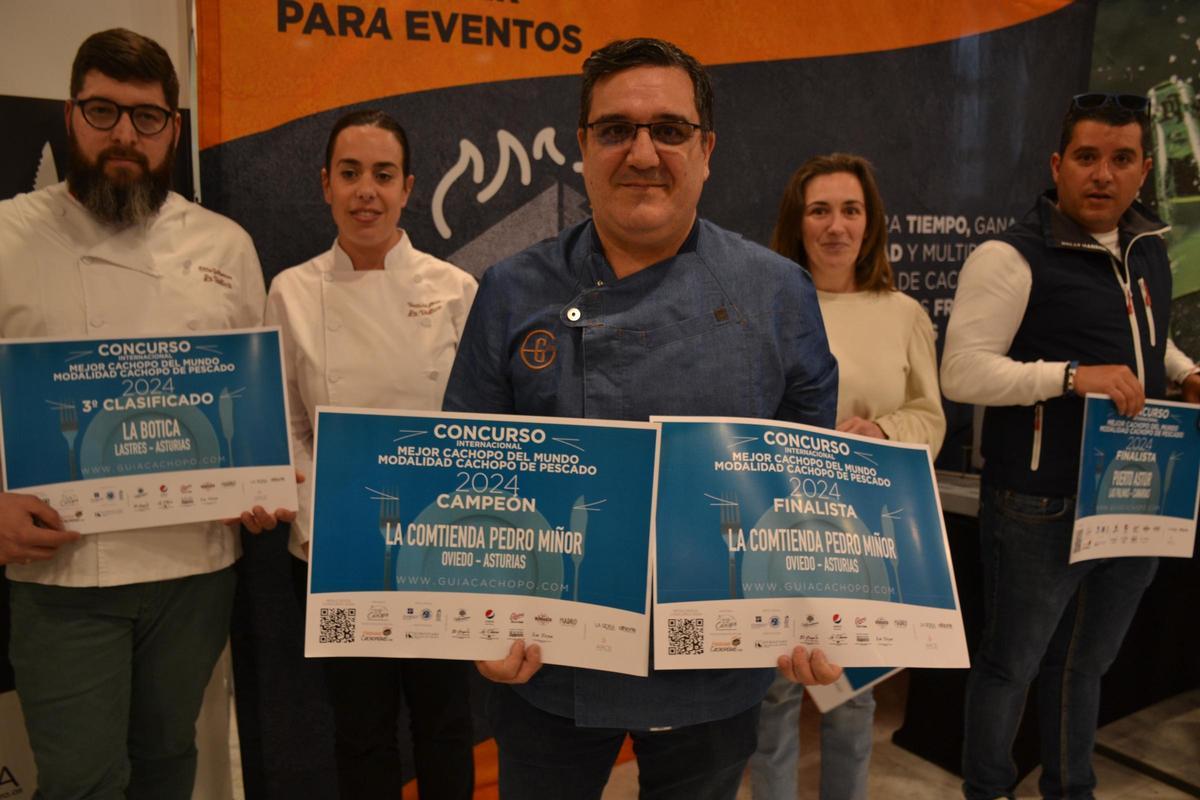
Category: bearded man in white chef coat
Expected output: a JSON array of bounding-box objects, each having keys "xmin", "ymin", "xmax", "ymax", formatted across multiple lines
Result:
[{"xmin": 0, "ymin": 28, "xmax": 289, "ymax": 800}]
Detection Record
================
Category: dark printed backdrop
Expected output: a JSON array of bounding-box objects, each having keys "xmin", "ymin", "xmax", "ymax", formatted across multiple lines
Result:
[
  {"xmin": 9, "ymin": 3, "xmax": 1162, "ymax": 796},
  {"xmin": 199, "ymin": 1, "xmax": 1096, "ymax": 470}
]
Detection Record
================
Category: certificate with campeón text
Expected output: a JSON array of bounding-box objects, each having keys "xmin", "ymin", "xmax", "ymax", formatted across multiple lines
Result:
[
  {"xmin": 1071, "ymin": 394, "xmax": 1200, "ymax": 562},
  {"xmin": 652, "ymin": 416, "xmax": 969, "ymax": 670},
  {"xmin": 0, "ymin": 329, "xmax": 297, "ymax": 534},
  {"xmin": 304, "ymin": 409, "xmax": 657, "ymax": 677}
]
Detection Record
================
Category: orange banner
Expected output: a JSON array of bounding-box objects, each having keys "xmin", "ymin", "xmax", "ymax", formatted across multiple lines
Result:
[{"xmin": 197, "ymin": 0, "xmax": 1072, "ymax": 148}]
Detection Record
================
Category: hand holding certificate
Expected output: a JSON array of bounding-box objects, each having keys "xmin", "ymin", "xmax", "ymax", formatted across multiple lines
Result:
[{"xmin": 0, "ymin": 492, "xmax": 79, "ymax": 566}]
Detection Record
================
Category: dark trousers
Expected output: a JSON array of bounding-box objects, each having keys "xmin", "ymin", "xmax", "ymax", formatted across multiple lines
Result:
[
  {"xmin": 292, "ymin": 556, "xmax": 474, "ymax": 799},
  {"xmin": 323, "ymin": 657, "xmax": 475, "ymax": 799},
  {"xmin": 487, "ymin": 682, "xmax": 759, "ymax": 800}
]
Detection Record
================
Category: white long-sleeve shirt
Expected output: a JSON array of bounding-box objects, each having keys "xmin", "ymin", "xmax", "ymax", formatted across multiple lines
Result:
[
  {"xmin": 264, "ymin": 234, "xmax": 477, "ymax": 559},
  {"xmin": 942, "ymin": 237, "xmax": 1197, "ymax": 406}
]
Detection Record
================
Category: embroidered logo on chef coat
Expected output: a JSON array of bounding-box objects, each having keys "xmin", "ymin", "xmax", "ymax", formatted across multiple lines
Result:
[
  {"xmin": 408, "ymin": 300, "xmax": 444, "ymax": 317},
  {"xmin": 198, "ymin": 266, "xmax": 233, "ymax": 289},
  {"xmin": 519, "ymin": 329, "xmax": 557, "ymax": 370}
]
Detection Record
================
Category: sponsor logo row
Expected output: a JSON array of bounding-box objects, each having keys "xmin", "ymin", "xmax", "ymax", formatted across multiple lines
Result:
[{"xmin": 676, "ymin": 610, "xmax": 955, "ymax": 654}]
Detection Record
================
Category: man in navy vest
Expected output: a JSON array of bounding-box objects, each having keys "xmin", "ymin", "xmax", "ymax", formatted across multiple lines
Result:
[{"xmin": 941, "ymin": 94, "xmax": 1200, "ymax": 800}]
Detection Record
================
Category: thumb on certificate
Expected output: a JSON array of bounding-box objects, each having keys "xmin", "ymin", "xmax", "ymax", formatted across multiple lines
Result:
[
  {"xmin": 476, "ymin": 640, "xmax": 542, "ymax": 684},
  {"xmin": 778, "ymin": 645, "xmax": 842, "ymax": 685}
]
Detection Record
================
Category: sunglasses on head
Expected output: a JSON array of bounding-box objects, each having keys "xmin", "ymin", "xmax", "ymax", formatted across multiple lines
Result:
[{"xmin": 1071, "ymin": 93, "xmax": 1149, "ymax": 113}]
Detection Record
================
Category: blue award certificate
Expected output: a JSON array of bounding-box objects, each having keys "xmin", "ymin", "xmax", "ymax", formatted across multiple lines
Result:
[
  {"xmin": 652, "ymin": 416, "xmax": 968, "ymax": 670},
  {"xmin": 1071, "ymin": 394, "xmax": 1200, "ymax": 562},
  {"xmin": 304, "ymin": 409, "xmax": 657, "ymax": 676},
  {"xmin": 0, "ymin": 329, "xmax": 297, "ymax": 534}
]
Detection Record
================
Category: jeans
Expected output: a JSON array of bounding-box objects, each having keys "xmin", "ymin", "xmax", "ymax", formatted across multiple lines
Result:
[
  {"xmin": 962, "ymin": 488, "xmax": 1158, "ymax": 800},
  {"xmin": 748, "ymin": 674, "xmax": 874, "ymax": 800},
  {"xmin": 9, "ymin": 568, "xmax": 236, "ymax": 800},
  {"xmin": 486, "ymin": 682, "xmax": 759, "ymax": 799}
]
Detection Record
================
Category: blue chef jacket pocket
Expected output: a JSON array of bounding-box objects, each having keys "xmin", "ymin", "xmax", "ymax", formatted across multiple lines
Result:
[{"xmin": 638, "ymin": 306, "xmax": 737, "ymax": 350}]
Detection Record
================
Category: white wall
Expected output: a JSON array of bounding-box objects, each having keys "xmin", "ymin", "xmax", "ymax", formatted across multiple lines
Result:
[{"xmin": 0, "ymin": 0, "xmax": 189, "ymax": 103}]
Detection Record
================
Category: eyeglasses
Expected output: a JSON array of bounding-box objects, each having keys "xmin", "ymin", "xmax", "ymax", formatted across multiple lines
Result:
[
  {"xmin": 584, "ymin": 120, "xmax": 704, "ymax": 147},
  {"xmin": 1071, "ymin": 93, "xmax": 1149, "ymax": 113},
  {"xmin": 74, "ymin": 97, "xmax": 173, "ymax": 136}
]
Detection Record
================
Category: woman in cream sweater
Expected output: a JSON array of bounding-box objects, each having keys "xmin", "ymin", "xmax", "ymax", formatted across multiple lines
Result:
[{"xmin": 749, "ymin": 153, "xmax": 945, "ymax": 800}]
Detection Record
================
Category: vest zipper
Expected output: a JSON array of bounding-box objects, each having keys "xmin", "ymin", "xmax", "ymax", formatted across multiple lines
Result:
[
  {"xmin": 1107, "ymin": 255, "xmax": 1145, "ymax": 385},
  {"xmin": 1138, "ymin": 277, "xmax": 1156, "ymax": 347},
  {"xmin": 1030, "ymin": 402, "xmax": 1043, "ymax": 471},
  {"xmin": 1119, "ymin": 227, "xmax": 1169, "ymax": 381}
]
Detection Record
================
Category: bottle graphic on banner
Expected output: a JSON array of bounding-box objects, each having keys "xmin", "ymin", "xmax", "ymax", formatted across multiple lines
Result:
[{"xmin": 1150, "ymin": 78, "xmax": 1200, "ymax": 306}]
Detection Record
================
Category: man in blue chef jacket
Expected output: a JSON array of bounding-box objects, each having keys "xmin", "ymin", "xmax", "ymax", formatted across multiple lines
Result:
[{"xmin": 443, "ymin": 37, "xmax": 842, "ymax": 799}]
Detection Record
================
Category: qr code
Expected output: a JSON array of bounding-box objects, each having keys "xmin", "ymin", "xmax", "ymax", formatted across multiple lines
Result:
[
  {"xmin": 319, "ymin": 607, "xmax": 356, "ymax": 643},
  {"xmin": 667, "ymin": 617, "xmax": 704, "ymax": 655}
]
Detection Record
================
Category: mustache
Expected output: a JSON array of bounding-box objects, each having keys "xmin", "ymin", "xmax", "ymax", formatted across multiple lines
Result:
[
  {"xmin": 615, "ymin": 167, "xmax": 670, "ymax": 183},
  {"xmin": 97, "ymin": 146, "xmax": 151, "ymax": 171}
]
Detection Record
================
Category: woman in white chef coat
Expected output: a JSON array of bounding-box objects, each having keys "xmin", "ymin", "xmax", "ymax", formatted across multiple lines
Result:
[{"xmin": 265, "ymin": 109, "xmax": 477, "ymax": 799}]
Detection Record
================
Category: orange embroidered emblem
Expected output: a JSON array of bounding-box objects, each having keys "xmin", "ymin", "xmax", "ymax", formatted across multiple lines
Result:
[{"xmin": 519, "ymin": 329, "xmax": 557, "ymax": 370}]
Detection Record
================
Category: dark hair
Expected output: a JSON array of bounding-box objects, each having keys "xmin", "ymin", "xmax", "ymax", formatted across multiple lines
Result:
[
  {"xmin": 579, "ymin": 38, "xmax": 714, "ymax": 133},
  {"xmin": 324, "ymin": 109, "xmax": 411, "ymax": 177},
  {"xmin": 71, "ymin": 28, "xmax": 180, "ymax": 111},
  {"xmin": 1057, "ymin": 103, "xmax": 1150, "ymax": 157},
  {"xmin": 770, "ymin": 153, "xmax": 893, "ymax": 292}
]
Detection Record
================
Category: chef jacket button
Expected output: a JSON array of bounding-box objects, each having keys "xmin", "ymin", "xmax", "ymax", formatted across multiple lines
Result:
[
  {"xmin": 426, "ymin": 370, "xmax": 439, "ymax": 381},
  {"xmin": 328, "ymin": 373, "xmax": 340, "ymax": 384},
  {"xmin": 420, "ymin": 318, "xmax": 432, "ymax": 328},
  {"xmin": 81, "ymin": 256, "xmax": 94, "ymax": 265},
  {"xmin": 566, "ymin": 308, "xmax": 582, "ymax": 322},
  {"xmin": 187, "ymin": 319, "xmax": 201, "ymax": 330},
  {"xmin": 327, "ymin": 319, "xmax": 341, "ymax": 331},
  {"xmin": 89, "ymin": 318, "xmax": 105, "ymax": 328},
  {"xmin": 324, "ymin": 274, "xmax": 334, "ymax": 282}
]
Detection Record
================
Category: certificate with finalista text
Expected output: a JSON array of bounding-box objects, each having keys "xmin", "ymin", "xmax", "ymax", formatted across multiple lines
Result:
[
  {"xmin": 1071, "ymin": 394, "xmax": 1200, "ymax": 562},
  {"xmin": 652, "ymin": 416, "xmax": 969, "ymax": 670}
]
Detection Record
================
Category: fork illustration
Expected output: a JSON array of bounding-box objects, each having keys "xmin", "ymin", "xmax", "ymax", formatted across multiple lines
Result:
[
  {"xmin": 719, "ymin": 493, "xmax": 741, "ymax": 599},
  {"xmin": 219, "ymin": 388, "xmax": 235, "ymax": 467},
  {"xmin": 378, "ymin": 489, "xmax": 402, "ymax": 591},
  {"xmin": 570, "ymin": 495, "xmax": 588, "ymax": 601},
  {"xmin": 60, "ymin": 404, "xmax": 79, "ymax": 480}
]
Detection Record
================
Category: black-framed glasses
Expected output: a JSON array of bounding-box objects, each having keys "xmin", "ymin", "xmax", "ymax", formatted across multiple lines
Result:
[
  {"xmin": 73, "ymin": 97, "xmax": 173, "ymax": 136},
  {"xmin": 584, "ymin": 120, "xmax": 704, "ymax": 147},
  {"xmin": 1071, "ymin": 93, "xmax": 1149, "ymax": 113}
]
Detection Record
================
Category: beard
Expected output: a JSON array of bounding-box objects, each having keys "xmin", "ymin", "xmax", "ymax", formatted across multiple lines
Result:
[{"xmin": 67, "ymin": 134, "xmax": 174, "ymax": 228}]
